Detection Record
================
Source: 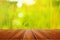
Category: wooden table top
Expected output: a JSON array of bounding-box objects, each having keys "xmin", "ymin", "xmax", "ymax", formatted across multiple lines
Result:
[{"xmin": 0, "ymin": 30, "xmax": 60, "ymax": 40}]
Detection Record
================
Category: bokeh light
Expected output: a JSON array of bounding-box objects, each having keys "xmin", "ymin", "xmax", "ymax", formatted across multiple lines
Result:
[
  {"xmin": 24, "ymin": 0, "xmax": 35, "ymax": 5},
  {"xmin": 18, "ymin": 13, "xmax": 24, "ymax": 18}
]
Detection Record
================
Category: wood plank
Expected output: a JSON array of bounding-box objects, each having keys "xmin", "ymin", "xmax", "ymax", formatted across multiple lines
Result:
[{"xmin": 0, "ymin": 30, "xmax": 60, "ymax": 40}]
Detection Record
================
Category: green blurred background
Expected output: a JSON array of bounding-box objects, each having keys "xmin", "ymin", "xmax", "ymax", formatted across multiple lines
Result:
[{"xmin": 0, "ymin": 0, "xmax": 60, "ymax": 29}]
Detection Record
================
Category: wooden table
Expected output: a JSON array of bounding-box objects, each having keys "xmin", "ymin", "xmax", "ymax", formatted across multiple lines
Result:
[{"xmin": 0, "ymin": 30, "xmax": 60, "ymax": 40}]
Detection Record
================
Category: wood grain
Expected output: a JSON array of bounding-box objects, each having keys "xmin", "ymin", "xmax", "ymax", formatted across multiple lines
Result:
[{"xmin": 0, "ymin": 30, "xmax": 60, "ymax": 40}]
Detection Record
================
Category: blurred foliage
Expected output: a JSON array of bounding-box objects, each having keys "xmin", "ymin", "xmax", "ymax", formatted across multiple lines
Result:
[
  {"xmin": 0, "ymin": 0, "xmax": 60, "ymax": 29},
  {"xmin": 52, "ymin": 0, "xmax": 60, "ymax": 6}
]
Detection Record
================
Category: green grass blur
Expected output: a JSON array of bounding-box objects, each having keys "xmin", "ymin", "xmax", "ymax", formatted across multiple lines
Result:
[{"xmin": 0, "ymin": 0, "xmax": 60, "ymax": 29}]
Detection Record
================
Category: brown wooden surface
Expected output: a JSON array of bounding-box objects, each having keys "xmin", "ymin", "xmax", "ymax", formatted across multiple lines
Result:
[{"xmin": 0, "ymin": 30, "xmax": 60, "ymax": 40}]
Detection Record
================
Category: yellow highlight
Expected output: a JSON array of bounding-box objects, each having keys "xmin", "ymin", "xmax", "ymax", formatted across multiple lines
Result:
[
  {"xmin": 12, "ymin": 19, "xmax": 20, "ymax": 25},
  {"xmin": 24, "ymin": 0, "xmax": 35, "ymax": 5}
]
